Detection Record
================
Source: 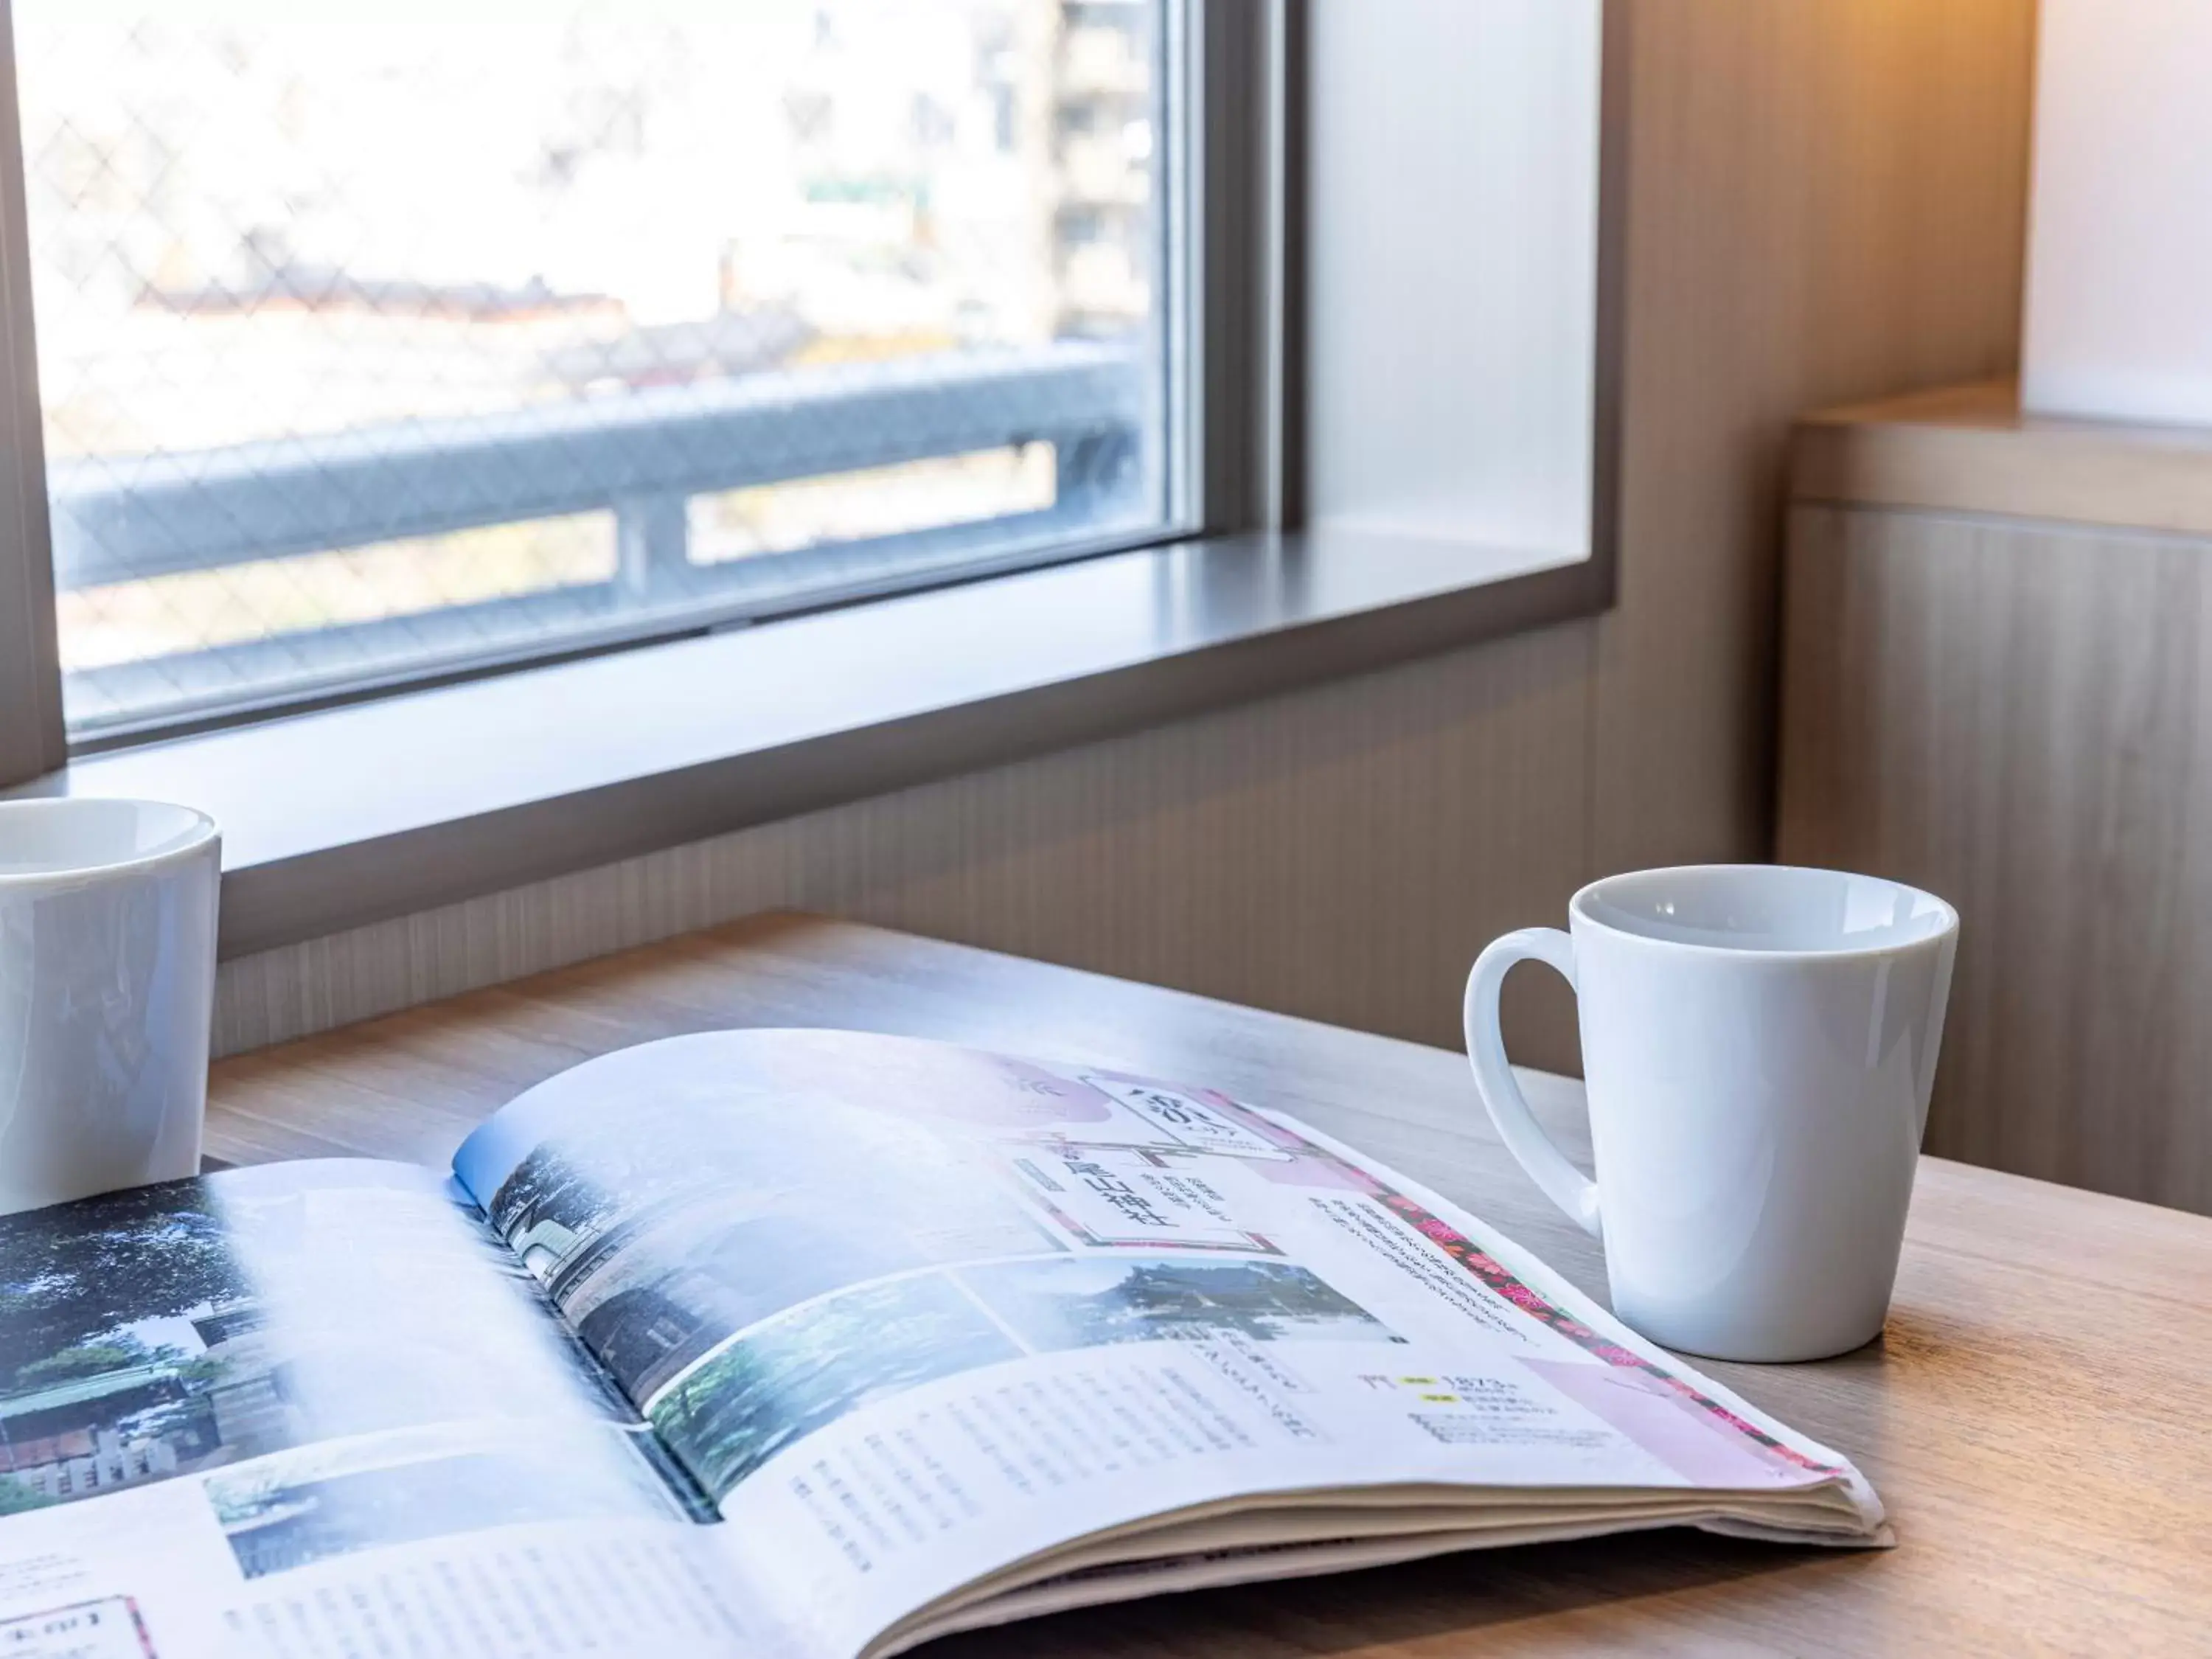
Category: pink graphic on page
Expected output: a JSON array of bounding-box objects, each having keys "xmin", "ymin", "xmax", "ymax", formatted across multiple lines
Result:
[
  {"xmin": 1366, "ymin": 1189, "xmax": 1842, "ymax": 1477},
  {"xmin": 1517, "ymin": 1357, "xmax": 1815, "ymax": 1487}
]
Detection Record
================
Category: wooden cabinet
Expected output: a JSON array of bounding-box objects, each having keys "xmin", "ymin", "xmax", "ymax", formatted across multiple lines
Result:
[{"xmin": 1779, "ymin": 383, "xmax": 2212, "ymax": 1214}]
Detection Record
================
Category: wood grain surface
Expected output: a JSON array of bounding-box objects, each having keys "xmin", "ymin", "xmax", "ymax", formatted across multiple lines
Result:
[
  {"xmin": 209, "ymin": 617, "xmax": 1598, "ymax": 1073},
  {"xmin": 1795, "ymin": 379, "xmax": 2212, "ymax": 536},
  {"xmin": 207, "ymin": 913, "xmax": 2212, "ymax": 1657},
  {"xmin": 1778, "ymin": 495, "xmax": 2212, "ymax": 1216}
]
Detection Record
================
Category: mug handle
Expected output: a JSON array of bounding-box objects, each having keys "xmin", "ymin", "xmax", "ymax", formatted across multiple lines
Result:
[{"xmin": 1463, "ymin": 928, "xmax": 1602, "ymax": 1239}]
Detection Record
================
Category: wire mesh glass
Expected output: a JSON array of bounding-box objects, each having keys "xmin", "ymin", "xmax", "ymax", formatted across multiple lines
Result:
[{"xmin": 19, "ymin": 0, "xmax": 1171, "ymax": 737}]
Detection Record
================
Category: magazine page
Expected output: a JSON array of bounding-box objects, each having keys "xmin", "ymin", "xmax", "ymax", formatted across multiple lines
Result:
[
  {"xmin": 453, "ymin": 1029, "xmax": 1885, "ymax": 1659},
  {"xmin": 0, "ymin": 1161, "xmax": 793, "ymax": 1659}
]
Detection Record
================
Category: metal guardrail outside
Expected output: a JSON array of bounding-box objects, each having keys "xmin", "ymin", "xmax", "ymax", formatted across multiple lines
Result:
[{"xmin": 52, "ymin": 341, "xmax": 1152, "ymax": 735}]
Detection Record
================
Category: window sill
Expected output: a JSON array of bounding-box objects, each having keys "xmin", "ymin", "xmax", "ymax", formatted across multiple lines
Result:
[{"xmin": 14, "ymin": 529, "xmax": 1604, "ymax": 957}]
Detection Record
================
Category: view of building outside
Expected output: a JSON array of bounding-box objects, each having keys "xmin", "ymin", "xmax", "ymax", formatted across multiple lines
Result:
[{"xmin": 18, "ymin": 0, "xmax": 1166, "ymax": 733}]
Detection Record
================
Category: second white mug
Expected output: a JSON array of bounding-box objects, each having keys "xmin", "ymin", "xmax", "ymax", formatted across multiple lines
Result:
[
  {"xmin": 0, "ymin": 797, "xmax": 220, "ymax": 1215},
  {"xmin": 1464, "ymin": 864, "xmax": 1958, "ymax": 1363}
]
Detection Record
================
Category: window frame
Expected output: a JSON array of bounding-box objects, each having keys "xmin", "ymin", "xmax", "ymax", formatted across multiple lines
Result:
[
  {"xmin": 1, "ymin": 0, "xmax": 1293, "ymax": 765},
  {"xmin": 0, "ymin": 0, "xmax": 60, "ymax": 785},
  {"xmin": 1, "ymin": 1, "xmax": 1627, "ymax": 818}
]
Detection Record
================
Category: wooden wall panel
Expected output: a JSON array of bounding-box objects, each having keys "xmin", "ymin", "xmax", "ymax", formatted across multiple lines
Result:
[
  {"xmin": 1779, "ymin": 504, "xmax": 2212, "ymax": 1214},
  {"xmin": 1594, "ymin": 0, "xmax": 2037, "ymax": 870},
  {"xmin": 215, "ymin": 620, "xmax": 1597, "ymax": 1067}
]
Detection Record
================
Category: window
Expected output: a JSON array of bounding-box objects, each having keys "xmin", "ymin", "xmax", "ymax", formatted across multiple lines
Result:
[{"xmin": 16, "ymin": 0, "xmax": 1178, "ymax": 741}]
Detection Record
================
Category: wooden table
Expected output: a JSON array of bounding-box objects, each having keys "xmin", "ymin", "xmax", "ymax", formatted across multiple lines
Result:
[{"xmin": 208, "ymin": 914, "xmax": 2212, "ymax": 1656}]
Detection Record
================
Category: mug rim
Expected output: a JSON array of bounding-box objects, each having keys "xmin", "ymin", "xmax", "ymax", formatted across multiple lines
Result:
[
  {"xmin": 1568, "ymin": 862, "xmax": 1958, "ymax": 961},
  {"xmin": 0, "ymin": 796, "xmax": 220, "ymax": 888}
]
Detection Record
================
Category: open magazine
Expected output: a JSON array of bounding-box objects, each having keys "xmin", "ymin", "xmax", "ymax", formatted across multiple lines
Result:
[{"xmin": 0, "ymin": 1029, "xmax": 1885, "ymax": 1658}]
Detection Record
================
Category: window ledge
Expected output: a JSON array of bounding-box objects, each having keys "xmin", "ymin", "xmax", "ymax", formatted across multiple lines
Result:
[{"xmin": 13, "ymin": 529, "xmax": 1603, "ymax": 957}]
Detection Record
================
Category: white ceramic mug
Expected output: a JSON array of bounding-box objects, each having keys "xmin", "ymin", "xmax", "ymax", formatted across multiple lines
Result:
[
  {"xmin": 1464, "ymin": 864, "xmax": 1958, "ymax": 1363},
  {"xmin": 0, "ymin": 798, "xmax": 220, "ymax": 1214}
]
